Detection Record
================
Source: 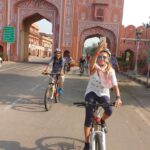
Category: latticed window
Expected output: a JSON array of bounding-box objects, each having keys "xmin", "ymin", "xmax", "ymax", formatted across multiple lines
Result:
[{"xmin": 95, "ymin": 8, "xmax": 104, "ymax": 21}]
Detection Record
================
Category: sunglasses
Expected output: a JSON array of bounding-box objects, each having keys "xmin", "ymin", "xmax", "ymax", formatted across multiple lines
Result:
[{"xmin": 97, "ymin": 55, "xmax": 107, "ymax": 60}]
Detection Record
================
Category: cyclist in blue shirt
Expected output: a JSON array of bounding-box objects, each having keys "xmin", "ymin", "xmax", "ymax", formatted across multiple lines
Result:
[
  {"xmin": 43, "ymin": 49, "xmax": 65, "ymax": 95},
  {"xmin": 110, "ymin": 54, "xmax": 120, "ymax": 72}
]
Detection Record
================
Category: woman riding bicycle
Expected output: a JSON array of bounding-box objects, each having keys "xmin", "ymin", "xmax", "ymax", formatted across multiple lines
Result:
[
  {"xmin": 83, "ymin": 41, "xmax": 122, "ymax": 150},
  {"xmin": 43, "ymin": 48, "xmax": 65, "ymax": 95}
]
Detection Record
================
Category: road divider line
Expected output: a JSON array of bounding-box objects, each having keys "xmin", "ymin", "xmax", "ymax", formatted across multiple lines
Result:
[
  {"xmin": 4, "ymin": 98, "xmax": 23, "ymax": 110},
  {"xmin": 31, "ymin": 84, "xmax": 40, "ymax": 91}
]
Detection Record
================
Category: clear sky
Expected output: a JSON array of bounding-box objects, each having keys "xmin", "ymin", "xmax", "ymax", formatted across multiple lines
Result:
[
  {"xmin": 36, "ymin": 19, "xmax": 52, "ymax": 34},
  {"xmin": 122, "ymin": 0, "xmax": 150, "ymax": 27}
]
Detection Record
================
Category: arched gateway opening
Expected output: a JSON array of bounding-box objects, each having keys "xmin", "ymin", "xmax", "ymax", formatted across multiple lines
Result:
[
  {"xmin": 83, "ymin": 36, "xmax": 100, "ymax": 56},
  {"xmin": 123, "ymin": 49, "xmax": 134, "ymax": 70},
  {"xmin": 79, "ymin": 27, "xmax": 117, "ymax": 58},
  {"xmin": 22, "ymin": 13, "xmax": 54, "ymax": 61},
  {"xmin": 15, "ymin": 0, "xmax": 59, "ymax": 61}
]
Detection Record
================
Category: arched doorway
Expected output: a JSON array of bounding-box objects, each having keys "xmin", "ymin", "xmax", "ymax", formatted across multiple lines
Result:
[
  {"xmin": 0, "ymin": 45, "xmax": 3, "ymax": 59},
  {"xmin": 22, "ymin": 13, "xmax": 55, "ymax": 61},
  {"xmin": 123, "ymin": 49, "xmax": 134, "ymax": 70},
  {"xmin": 15, "ymin": 0, "xmax": 59, "ymax": 61},
  {"xmin": 78, "ymin": 26, "xmax": 116, "ymax": 58}
]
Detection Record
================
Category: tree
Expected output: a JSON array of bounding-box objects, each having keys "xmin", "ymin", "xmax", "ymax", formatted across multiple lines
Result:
[{"xmin": 143, "ymin": 16, "xmax": 150, "ymax": 28}]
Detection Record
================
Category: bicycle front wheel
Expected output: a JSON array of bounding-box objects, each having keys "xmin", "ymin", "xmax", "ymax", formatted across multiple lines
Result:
[
  {"xmin": 44, "ymin": 86, "xmax": 54, "ymax": 111},
  {"xmin": 95, "ymin": 132, "xmax": 106, "ymax": 150},
  {"xmin": 95, "ymin": 133, "xmax": 101, "ymax": 150}
]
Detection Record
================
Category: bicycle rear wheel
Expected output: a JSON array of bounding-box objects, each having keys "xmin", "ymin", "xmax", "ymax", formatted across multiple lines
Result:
[{"xmin": 44, "ymin": 86, "xmax": 54, "ymax": 111}]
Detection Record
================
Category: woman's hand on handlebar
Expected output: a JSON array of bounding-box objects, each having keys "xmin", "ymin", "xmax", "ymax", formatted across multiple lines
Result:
[
  {"xmin": 42, "ymin": 69, "xmax": 48, "ymax": 75},
  {"xmin": 114, "ymin": 99, "xmax": 122, "ymax": 108}
]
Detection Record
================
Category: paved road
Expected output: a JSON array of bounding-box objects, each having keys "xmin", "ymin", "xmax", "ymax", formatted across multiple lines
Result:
[{"xmin": 0, "ymin": 61, "xmax": 150, "ymax": 150}]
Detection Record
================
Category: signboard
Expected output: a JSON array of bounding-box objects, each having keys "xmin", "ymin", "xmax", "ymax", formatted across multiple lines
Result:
[
  {"xmin": 147, "ymin": 50, "xmax": 150, "ymax": 63},
  {"xmin": 3, "ymin": 26, "xmax": 15, "ymax": 43}
]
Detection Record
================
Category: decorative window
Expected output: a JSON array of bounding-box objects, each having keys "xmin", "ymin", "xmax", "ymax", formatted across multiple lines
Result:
[
  {"xmin": 93, "ymin": 3, "xmax": 108, "ymax": 21},
  {"xmin": 95, "ymin": 7, "xmax": 104, "ymax": 21}
]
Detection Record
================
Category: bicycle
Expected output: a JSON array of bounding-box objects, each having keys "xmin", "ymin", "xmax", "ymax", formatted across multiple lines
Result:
[
  {"xmin": 64, "ymin": 62, "xmax": 70, "ymax": 73},
  {"xmin": 73, "ymin": 101, "xmax": 114, "ymax": 150},
  {"xmin": 43, "ymin": 72, "xmax": 61, "ymax": 111},
  {"xmin": 79, "ymin": 63, "xmax": 84, "ymax": 76}
]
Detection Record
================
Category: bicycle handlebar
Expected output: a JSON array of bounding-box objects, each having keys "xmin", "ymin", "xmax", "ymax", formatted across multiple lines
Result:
[{"xmin": 73, "ymin": 101, "xmax": 115, "ymax": 107}]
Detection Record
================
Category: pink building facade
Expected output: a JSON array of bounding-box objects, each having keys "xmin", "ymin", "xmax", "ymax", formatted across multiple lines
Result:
[
  {"xmin": 119, "ymin": 25, "xmax": 150, "ymax": 73},
  {"xmin": 0, "ymin": 0, "xmax": 124, "ymax": 61}
]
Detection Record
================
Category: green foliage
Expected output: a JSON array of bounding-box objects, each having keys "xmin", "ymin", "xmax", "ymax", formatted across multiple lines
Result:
[
  {"xmin": 116, "ymin": 57, "xmax": 128, "ymax": 66},
  {"xmin": 121, "ymin": 61, "xmax": 129, "ymax": 67},
  {"xmin": 84, "ymin": 46, "xmax": 97, "ymax": 57},
  {"xmin": 0, "ymin": 51, "xmax": 3, "ymax": 57},
  {"xmin": 89, "ymin": 47, "xmax": 97, "ymax": 56},
  {"xmin": 138, "ymin": 59, "xmax": 146, "ymax": 67},
  {"xmin": 117, "ymin": 57, "xmax": 123, "ymax": 62},
  {"xmin": 117, "ymin": 57, "xmax": 129, "ymax": 72}
]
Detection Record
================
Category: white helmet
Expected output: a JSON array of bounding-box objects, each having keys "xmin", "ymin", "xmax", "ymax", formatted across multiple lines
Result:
[
  {"xmin": 55, "ymin": 48, "xmax": 62, "ymax": 53},
  {"xmin": 56, "ymin": 48, "xmax": 60, "ymax": 51},
  {"xmin": 101, "ymin": 48, "xmax": 111, "ymax": 57}
]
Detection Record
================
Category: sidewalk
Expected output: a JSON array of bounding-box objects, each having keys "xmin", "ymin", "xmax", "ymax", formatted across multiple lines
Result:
[
  {"xmin": 120, "ymin": 70, "xmax": 150, "ymax": 88},
  {"xmin": 69, "ymin": 67, "xmax": 150, "ymax": 88}
]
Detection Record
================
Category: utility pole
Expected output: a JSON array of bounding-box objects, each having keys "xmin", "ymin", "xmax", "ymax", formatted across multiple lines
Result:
[
  {"xmin": 134, "ymin": 29, "xmax": 142, "ymax": 75},
  {"xmin": 7, "ymin": 0, "xmax": 11, "ymax": 61}
]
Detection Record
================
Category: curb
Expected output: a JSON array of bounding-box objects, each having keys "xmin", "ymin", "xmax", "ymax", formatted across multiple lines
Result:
[{"xmin": 120, "ymin": 71, "xmax": 150, "ymax": 88}]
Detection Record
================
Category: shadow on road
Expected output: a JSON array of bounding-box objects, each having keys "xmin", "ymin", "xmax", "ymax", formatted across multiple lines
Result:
[
  {"xmin": 0, "ymin": 73, "xmax": 46, "ymax": 112},
  {"xmin": 0, "ymin": 72, "xmax": 150, "ymax": 113},
  {"xmin": 0, "ymin": 136, "xmax": 84, "ymax": 150}
]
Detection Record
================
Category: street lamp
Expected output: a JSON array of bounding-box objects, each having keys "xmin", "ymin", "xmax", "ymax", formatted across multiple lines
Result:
[{"xmin": 134, "ymin": 29, "xmax": 142, "ymax": 75}]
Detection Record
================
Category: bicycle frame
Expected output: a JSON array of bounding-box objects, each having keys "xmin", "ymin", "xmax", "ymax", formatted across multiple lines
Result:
[
  {"xmin": 90, "ymin": 127, "xmax": 106, "ymax": 150},
  {"xmin": 49, "ymin": 74, "xmax": 60, "ymax": 101},
  {"xmin": 73, "ymin": 101, "xmax": 114, "ymax": 150},
  {"xmin": 43, "ymin": 73, "xmax": 61, "ymax": 111},
  {"xmin": 79, "ymin": 63, "xmax": 84, "ymax": 75},
  {"xmin": 90, "ymin": 106, "xmax": 106, "ymax": 150}
]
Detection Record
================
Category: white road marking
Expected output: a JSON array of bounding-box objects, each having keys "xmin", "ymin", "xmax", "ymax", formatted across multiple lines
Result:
[
  {"xmin": 31, "ymin": 84, "xmax": 40, "ymax": 91},
  {"xmin": 0, "ymin": 66, "xmax": 20, "ymax": 72},
  {"xmin": 44, "ymin": 78, "xmax": 48, "ymax": 82},
  {"xmin": 4, "ymin": 98, "xmax": 23, "ymax": 110},
  {"xmin": 134, "ymin": 108, "xmax": 150, "ymax": 126}
]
